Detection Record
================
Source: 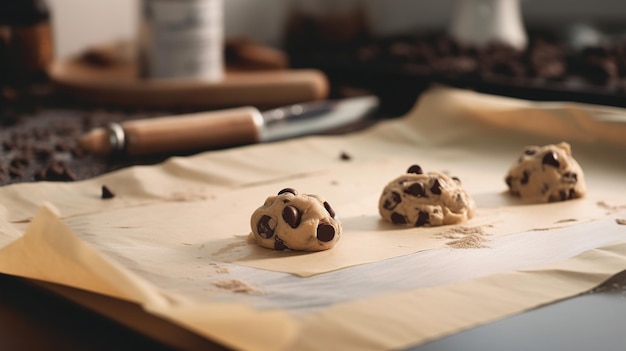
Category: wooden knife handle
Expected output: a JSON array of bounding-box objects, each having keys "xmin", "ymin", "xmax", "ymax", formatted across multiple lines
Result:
[
  {"xmin": 122, "ymin": 107, "xmax": 264, "ymax": 156},
  {"xmin": 78, "ymin": 107, "xmax": 264, "ymax": 157}
]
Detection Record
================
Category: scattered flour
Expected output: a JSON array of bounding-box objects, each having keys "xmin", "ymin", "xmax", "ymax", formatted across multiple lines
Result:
[
  {"xmin": 433, "ymin": 226, "xmax": 490, "ymax": 249},
  {"xmin": 212, "ymin": 279, "xmax": 261, "ymax": 294},
  {"xmin": 597, "ymin": 201, "xmax": 626, "ymax": 213}
]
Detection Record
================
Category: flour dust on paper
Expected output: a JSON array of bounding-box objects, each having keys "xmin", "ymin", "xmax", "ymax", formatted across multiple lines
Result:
[
  {"xmin": 597, "ymin": 201, "xmax": 626, "ymax": 214},
  {"xmin": 212, "ymin": 279, "xmax": 262, "ymax": 294},
  {"xmin": 432, "ymin": 225, "xmax": 492, "ymax": 249}
]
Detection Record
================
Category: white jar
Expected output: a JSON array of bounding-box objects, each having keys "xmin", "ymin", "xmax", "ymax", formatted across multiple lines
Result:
[
  {"xmin": 138, "ymin": 0, "xmax": 223, "ymax": 81},
  {"xmin": 449, "ymin": 0, "xmax": 527, "ymax": 50}
]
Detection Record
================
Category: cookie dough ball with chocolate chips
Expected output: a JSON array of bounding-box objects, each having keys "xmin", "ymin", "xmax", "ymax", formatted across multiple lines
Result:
[
  {"xmin": 250, "ymin": 188, "xmax": 341, "ymax": 251},
  {"xmin": 378, "ymin": 165, "xmax": 476, "ymax": 227},
  {"xmin": 505, "ymin": 142, "xmax": 586, "ymax": 203}
]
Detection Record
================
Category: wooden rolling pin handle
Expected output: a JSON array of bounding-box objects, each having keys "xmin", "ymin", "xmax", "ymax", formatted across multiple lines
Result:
[{"xmin": 122, "ymin": 107, "xmax": 264, "ymax": 156}]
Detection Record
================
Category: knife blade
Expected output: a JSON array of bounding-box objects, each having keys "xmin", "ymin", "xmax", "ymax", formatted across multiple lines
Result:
[{"xmin": 78, "ymin": 96, "xmax": 379, "ymax": 157}]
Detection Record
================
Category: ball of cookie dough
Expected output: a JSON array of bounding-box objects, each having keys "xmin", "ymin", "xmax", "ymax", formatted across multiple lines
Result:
[
  {"xmin": 378, "ymin": 165, "xmax": 476, "ymax": 227},
  {"xmin": 505, "ymin": 142, "xmax": 586, "ymax": 203},
  {"xmin": 250, "ymin": 188, "xmax": 342, "ymax": 251}
]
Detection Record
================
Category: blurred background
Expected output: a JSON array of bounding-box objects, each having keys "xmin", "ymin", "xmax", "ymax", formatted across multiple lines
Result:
[
  {"xmin": 3, "ymin": 0, "xmax": 626, "ymax": 185},
  {"xmin": 42, "ymin": 0, "xmax": 626, "ymax": 114},
  {"xmin": 50, "ymin": 0, "xmax": 626, "ymax": 59}
]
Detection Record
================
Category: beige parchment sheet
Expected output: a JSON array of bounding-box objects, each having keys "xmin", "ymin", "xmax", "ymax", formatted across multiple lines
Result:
[{"xmin": 1, "ymin": 87, "xmax": 626, "ymax": 350}]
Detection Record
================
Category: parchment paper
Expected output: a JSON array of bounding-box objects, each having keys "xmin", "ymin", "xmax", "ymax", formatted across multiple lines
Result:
[{"xmin": 1, "ymin": 87, "xmax": 626, "ymax": 350}]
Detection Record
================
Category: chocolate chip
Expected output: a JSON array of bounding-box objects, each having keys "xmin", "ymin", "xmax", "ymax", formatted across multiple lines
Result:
[
  {"xmin": 10, "ymin": 132, "xmax": 23, "ymax": 142},
  {"xmin": 383, "ymin": 191, "xmax": 402, "ymax": 210},
  {"xmin": 54, "ymin": 124, "xmax": 78, "ymax": 137},
  {"xmin": 405, "ymin": 182, "xmax": 426, "ymax": 197},
  {"xmin": 505, "ymin": 175, "xmax": 513, "ymax": 187},
  {"xmin": 430, "ymin": 178, "xmax": 442, "ymax": 195},
  {"xmin": 282, "ymin": 205, "xmax": 301, "ymax": 228},
  {"xmin": 278, "ymin": 188, "xmax": 297, "ymax": 196},
  {"xmin": 407, "ymin": 164, "xmax": 423, "ymax": 174},
  {"xmin": 569, "ymin": 188, "xmax": 576, "ymax": 199},
  {"xmin": 523, "ymin": 148, "xmax": 537, "ymax": 155},
  {"xmin": 257, "ymin": 215, "xmax": 276, "ymax": 238},
  {"xmin": 415, "ymin": 211, "xmax": 430, "ymax": 227},
  {"xmin": 35, "ymin": 162, "xmax": 77, "ymax": 182},
  {"xmin": 324, "ymin": 201, "xmax": 336, "ymax": 218},
  {"xmin": 101, "ymin": 185, "xmax": 115, "ymax": 199},
  {"xmin": 34, "ymin": 147, "xmax": 53, "ymax": 161},
  {"xmin": 34, "ymin": 169, "xmax": 46, "ymax": 181},
  {"xmin": 10, "ymin": 155, "xmax": 30, "ymax": 168},
  {"xmin": 48, "ymin": 162, "xmax": 65, "ymax": 176},
  {"xmin": 542, "ymin": 152, "xmax": 560, "ymax": 168},
  {"xmin": 317, "ymin": 223, "xmax": 335, "ymax": 242},
  {"xmin": 340, "ymin": 151, "xmax": 352, "ymax": 161},
  {"xmin": 8, "ymin": 166, "xmax": 23, "ymax": 178},
  {"xmin": 559, "ymin": 190, "xmax": 567, "ymax": 201},
  {"xmin": 521, "ymin": 171, "xmax": 530, "ymax": 185},
  {"xmin": 452, "ymin": 176, "xmax": 461, "ymax": 184},
  {"xmin": 62, "ymin": 167, "xmax": 77, "ymax": 181},
  {"xmin": 391, "ymin": 212, "xmax": 408, "ymax": 224},
  {"xmin": 562, "ymin": 172, "xmax": 577, "ymax": 183},
  {"xmin": 274, "ymin": 237, "xmax": 288, "ymax": 250},
  {"xmin": 581, "ymin": 56, "xmax": 618, "ymax": 85},
  {"xmin": 32, "ymin": 128, "xmax": 49, "ymax": 140},
  {"xmin": 54, "ymin": 141, "xmax": 71, "ymax": 152},
  {"xmin": 2, "ymin": 141, "xmax": 15, "ymax": 151},
  {"xmin": 71, "ymin": 146, "xmax": 85, "ymax": 158}
]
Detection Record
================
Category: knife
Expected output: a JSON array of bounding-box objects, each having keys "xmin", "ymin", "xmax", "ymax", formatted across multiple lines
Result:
[{"xmin": 78, "ymin": 96, "xmax": 379, "ymax": 157}]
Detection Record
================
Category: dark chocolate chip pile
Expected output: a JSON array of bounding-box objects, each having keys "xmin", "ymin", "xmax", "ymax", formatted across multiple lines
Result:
[
  {"xmin": 0, "ymin": 108, "xmax": 85, "ymax": 184},
  {"xmin": 0, "ymin": 104, "xmax": 175, "ymax": 186},
  {"xmin": 288, "ymin": 31, "xmax": 626, "ymax": 114}
]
